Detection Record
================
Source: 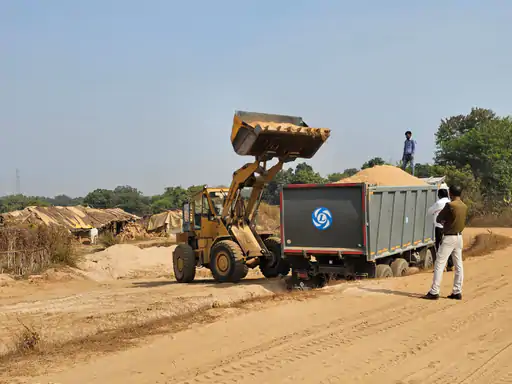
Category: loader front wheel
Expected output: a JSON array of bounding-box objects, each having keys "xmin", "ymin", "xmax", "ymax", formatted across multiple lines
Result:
[
  {"xmin": 173, "ymin": 244, "xmax": 196, "ymax": 283},
  {"xmin": 260, "ymin": 237, "xmax": 290, "ymax": 278},
  {"xmin": 210, "ymin": 240, "xmax": 248, "ymax": 283}
]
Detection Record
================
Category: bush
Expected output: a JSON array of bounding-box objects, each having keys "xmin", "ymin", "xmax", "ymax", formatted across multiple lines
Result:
[
  {"xmin": 99, "ymin": 232, "xmax": 119, "ymax": 247},
  {"xmin": 0, "ymin": 225, "xmax": 77, "ymax": 276}
]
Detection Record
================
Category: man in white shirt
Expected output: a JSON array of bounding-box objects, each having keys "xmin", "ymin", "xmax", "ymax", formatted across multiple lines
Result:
[{"xmin": 427, "ymin": 184, "xmax": 453, "ymax": 271}]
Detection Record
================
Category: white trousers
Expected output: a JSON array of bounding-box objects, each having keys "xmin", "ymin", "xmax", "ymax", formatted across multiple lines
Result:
[{"xmin": 429, "ymin": 234, "xmax": 463, "ymax": 295}]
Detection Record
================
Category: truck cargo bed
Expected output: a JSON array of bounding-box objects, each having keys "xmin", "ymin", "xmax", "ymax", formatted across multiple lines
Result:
[{"xmin": 281, "ymin": 183, "xmax": 437, "ymax": 261}]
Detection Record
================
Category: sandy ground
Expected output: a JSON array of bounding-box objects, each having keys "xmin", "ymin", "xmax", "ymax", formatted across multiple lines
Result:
[{"xmin": 1, "ymin": 228, "xmax": 512, "ymax": 383}]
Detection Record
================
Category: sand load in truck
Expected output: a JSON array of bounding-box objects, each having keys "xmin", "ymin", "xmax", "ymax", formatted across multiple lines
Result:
[{"xmin": 172, "ymin": 111, "xmax": 331, "ymax": 284}]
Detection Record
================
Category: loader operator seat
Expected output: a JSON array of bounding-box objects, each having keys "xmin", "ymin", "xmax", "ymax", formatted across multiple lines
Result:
[
  {"xmin": 194, "ymin": 195, "xmax": 202, "ymax": 230},
  {"xmin": 209, "ymin": 192, "xmax": 224, "ymax": 216}
]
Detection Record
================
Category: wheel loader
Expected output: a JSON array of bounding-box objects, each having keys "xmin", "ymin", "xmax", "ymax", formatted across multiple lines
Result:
[{"xmin": 172, "ymin": 111, "xmax": 331, "ymax": 283}]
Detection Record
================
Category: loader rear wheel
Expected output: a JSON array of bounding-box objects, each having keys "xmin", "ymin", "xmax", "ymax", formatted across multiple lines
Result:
[
  {"xmin": 210, "ymin": 240, "xmax": 248, "ymax": 283},
  {"xmin": 259, "ymin": 237, "xmax": 290, "ymax": 278},
  {"xmin": 376, "ymin": 264, "xmax": 393, "ymax": 279},
  {"xmin": 173, "ymin": 244, "xmax": 196, "ymax": 283},
  {"xmin": 391, "ymin": 258, "xmax": 409, "ymax": 277}
]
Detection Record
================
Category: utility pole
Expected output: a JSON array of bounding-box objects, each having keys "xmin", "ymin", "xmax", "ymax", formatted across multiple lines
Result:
[{"xmin": 16, "ymin": 168, "xmax": 21, "ymax": 195}]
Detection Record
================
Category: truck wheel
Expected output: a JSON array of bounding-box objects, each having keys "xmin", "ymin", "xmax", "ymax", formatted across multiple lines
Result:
[
  {"xmin": 210, "ymin": 240, "xmax": 247, "ymax": 283},
  {"xmin": 376, "ymin": 264, "xmax": 393, "ymax": 279},
  {"xmin": 421, "ymin": 248, "xmax": 434, "ymax": 270},
  {"xmin": 391, "ymin": 258, "xmax": 409, "ymax": 277},
  {"xmin": 259, "ymin": 237, "xmax": 290, "ymax": 278},
  {"xmin": 173, "ymin": 244, "xmax": 196, "ymax": 283}
]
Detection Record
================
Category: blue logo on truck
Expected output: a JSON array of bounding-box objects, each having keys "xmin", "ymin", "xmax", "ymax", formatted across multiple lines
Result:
[{"xmin": 312, "ymin": 207, "xmax": 332, "ymax": 230}]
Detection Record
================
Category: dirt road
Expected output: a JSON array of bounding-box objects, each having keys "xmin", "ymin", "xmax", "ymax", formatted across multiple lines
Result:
[{"xmin": 3, "ymin": 228, "xmax": 512, "ymax": 383}]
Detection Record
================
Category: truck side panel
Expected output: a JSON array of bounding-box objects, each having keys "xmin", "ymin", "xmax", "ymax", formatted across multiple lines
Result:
[
  {"xmin": 368, "ymin": 186, "xmax": 437, "ymax": 261},
  {"xmin": 282, "ymin": 185, "xmax": 365, "ymax": 253}
]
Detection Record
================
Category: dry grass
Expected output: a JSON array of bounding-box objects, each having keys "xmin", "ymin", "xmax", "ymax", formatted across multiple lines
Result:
[
  {"xmin": 99, "ymin": 232, "xmax": 119, "ymax": 247},
  {"xmin": 469, "ymin": 208, "xmax": 512, "ymax": 227},
  {"xmin": 11, "ymin": 321, "xmax": 41, "ymax": 355},
  {"xmin": 0, "ymin": 225, "xmax": 77, "ymax": 276},
  {"xmin": 463, "ymin": 231, "xmax": 512, "ymax": 259}
]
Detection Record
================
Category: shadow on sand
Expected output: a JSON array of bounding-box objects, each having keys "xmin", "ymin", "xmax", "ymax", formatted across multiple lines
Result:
[
  {"xmin": 131, "ymin": 277, "xmax": 285, "ymax": 290},
  {"xmin": 358, "ymin": 287, "xmax": 424, "ymax": 299}
]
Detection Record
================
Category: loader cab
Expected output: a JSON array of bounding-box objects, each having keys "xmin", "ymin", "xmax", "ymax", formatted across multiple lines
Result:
[{"xmin": 182, "ymin": 188, "xmax": 227, "ymax": 233}]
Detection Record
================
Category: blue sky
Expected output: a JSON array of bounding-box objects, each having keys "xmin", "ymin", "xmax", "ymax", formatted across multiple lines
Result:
[{"xmin": 1, "ymin": 0, "xmax": 511, "ymax": 197}]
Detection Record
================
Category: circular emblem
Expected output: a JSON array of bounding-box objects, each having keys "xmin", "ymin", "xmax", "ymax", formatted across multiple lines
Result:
[{"xmin": 312, "ymin": 207, "xmax": 332, "ymax": 230}]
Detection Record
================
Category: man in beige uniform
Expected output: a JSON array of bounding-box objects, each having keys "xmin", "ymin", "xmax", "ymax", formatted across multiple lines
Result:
[{"xmin": 423, "ymin": 185, "xmax": 468, "ymax": 300}]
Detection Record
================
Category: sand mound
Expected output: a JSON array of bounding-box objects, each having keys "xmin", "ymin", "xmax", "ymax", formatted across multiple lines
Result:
[
  {"xmin": 42, "ymin": 267, "xmax": 88, "ymax": 282},
  {"xmin": 336, "ymin": 165, "xmax": 427, "ymax": 186},
  {"xmin": 463, "ymin": 233, "xmax": 512, "ymax": 259},
  {"xmin": 0, "ymin": 274, "xmax": 14, "ymax": 287},
  {"xmin": 78, "ymin": 244, "xmax": 174, "ymax": 281}
]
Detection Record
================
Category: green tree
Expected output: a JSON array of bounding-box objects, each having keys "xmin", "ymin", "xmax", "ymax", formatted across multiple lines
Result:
[
  {"xmin": 83, "ymin": 189, "xmax": 116, "ymax": 209},
  {"xmin": 430, "ymin": 164, "xmax": 482, "ymax": 214},
  {"xmin": 262, "ymin": 163, "xmax": 326, "ymax": 205},
  {"xmin": 434, "ymin": 108, "xmax": 512, "ymax": 203},
  {"xmin": 327, "ymin": 168, "xmax": 359, "ymax": 182},
  {"xmin": 361, "ymin": 157, "xmax": 386, "ymax": 169},
  {"xmin": 412, "ymin": 163, "xmax": 433, "ymax": 178},
  {"xmin": 327, "ymin": 172, "xmax": 345, "ymax": 182},
  {"xmin": 0, "ymin": 195, "xmax": 50, "ymax": 213},
  {"xmin": 343, "ymin": 168, "xmax": 359, "ymax": 177},
  {"xmin": 113, "ymin": 186, "xmax": 151, "ymax": 216},
  {"xmin": 150, "ymin": 197, "xmax": 175, "ymax": 213},
  {"xmin": 48, "ymin": 194, "xmax": 84, "ymax": 206},
  {"xmin": 435, "ymin": 107, "xmax": 496, "ymax": 166},
  {"xmin": 262, "ymin": 168, "xmax": 294, "ymax": 205},
  {"xmin": 291, "ymin": 162, "xmax": 326, "ymax": 184}
]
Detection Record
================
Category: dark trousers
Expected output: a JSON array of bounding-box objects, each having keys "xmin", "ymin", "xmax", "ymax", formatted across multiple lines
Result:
[{"xmin": 434, "ymin": 227, "xmax": 454, "ymax": 269}]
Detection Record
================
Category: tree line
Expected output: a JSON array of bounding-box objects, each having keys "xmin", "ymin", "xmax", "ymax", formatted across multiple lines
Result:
[{"xmin": 2, "ymin": 107, "xmax": 511, "ymax": 218}]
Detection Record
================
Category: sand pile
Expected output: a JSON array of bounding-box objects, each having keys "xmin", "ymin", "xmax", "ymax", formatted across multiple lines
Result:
[
  {"xmin": 78, "ymin": 244, "xmax": 174, "ymax": 281},
  {"xmin": 336, "ymin": 165, "xmax": 428, "ymax": 186},
  {"xmin": 0, "ymin": 274, "xmax": 14, "ymax": 287}
]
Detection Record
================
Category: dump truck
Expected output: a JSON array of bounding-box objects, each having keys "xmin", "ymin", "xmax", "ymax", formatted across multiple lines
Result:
[
  {"xmin": 280, "ymin": 182, "xmax": 438, "ymax": 289},
  {"xmin": 172, "ymin": 111, "xmax": 331, "ymax": 283}
]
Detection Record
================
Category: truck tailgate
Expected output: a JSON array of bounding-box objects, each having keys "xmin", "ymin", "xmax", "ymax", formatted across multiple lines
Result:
[{"xmin": 281, "ymin": 184, "xmax": 366, "ymax": 254}]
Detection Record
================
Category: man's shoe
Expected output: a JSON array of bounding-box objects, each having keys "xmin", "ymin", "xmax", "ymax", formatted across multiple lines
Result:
[
  {"xmin": 422, "ymin": 292, "xmax": 439, "ymax": 300},
  {"xmin": 447, "ymin": 293, "xmax": 462, "ymax": 300}
]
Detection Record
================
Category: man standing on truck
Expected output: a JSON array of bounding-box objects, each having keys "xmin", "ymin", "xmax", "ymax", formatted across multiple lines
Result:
[
  {"xmin": 423, "ymin": 185, "xmax": 468, "ymax": 301},
  {"xmin": 402, "ymin": 131, "xmax": 416, "ymax": 176},
  {"xmin": 427, "ymin": 183, "xmax": 454, "ymax": 271}
]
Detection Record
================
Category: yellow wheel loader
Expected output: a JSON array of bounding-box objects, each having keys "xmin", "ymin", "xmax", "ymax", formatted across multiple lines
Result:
[{"xmin": 173, "ymin": 111, "xmax": 331, "ymax": 283}]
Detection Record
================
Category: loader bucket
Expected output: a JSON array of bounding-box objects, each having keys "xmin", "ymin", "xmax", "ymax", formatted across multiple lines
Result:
[{"xmin": 231, "ymin": 111, "xmax": 331, "ymax": 159}]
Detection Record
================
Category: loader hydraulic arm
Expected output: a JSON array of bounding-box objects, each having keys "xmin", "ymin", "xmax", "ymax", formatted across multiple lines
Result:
[{"xmin": 221, "ymin": 157, "xmax": 286, "ymax": 225}]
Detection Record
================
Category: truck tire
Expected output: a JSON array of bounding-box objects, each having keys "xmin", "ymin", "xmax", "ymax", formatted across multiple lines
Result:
[
  {"xmin": 376, "ymin": 264, "xmax": 393, "ymax": 279},
  {"xmin": 259, "ymin": 237, "xmax": 290, "ymax": 278},
  {"xmin": 391, "ymin": 258, "xmax": 409, "ymax": 277},
  {"xmin": 210, "ymin": 240, "xmax": 248, "ymax": 283},
  {"xmin": 173, "ymin": 244, "xmax": 196, "ymax": 283},
  {"xmin": 422, "ymin": 248, "xmax": 434, "ymax": 270}
]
